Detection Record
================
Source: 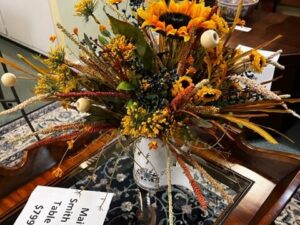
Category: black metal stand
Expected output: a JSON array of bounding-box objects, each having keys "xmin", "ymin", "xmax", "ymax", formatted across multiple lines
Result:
[
  {"xmin": 0, "ymin": 50, "xmax": 40, "ymax": 140},
  {"xmin": 0, "ymin": 51, "xmax": 12, "ymax": 110}
]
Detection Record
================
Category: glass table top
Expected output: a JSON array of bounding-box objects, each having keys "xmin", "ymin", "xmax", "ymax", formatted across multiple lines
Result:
[
  {"xmin": 57, "ymin": 138, "xmax": 253, "ymax": 225},
  {"xmin": 3, "ymin": 137, "xmax": 253, "ymax": 225}
]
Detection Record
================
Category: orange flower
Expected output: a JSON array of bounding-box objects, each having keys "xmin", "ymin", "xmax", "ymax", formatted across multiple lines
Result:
[
  {"xmin": 73, "ymin": 27, "xmax": 79, "ymax": 35},
  {"xmin": 99, "ymin": 24, "xmax": 107, "ymax": 32},
  {"xmin": 49, "ymin": 35, "xmax": 57, "ymax": 43},
  {"xmin": 52, "ymin": 167, "xmax": 63, "ymax": 177},
  {"xmin": 67, "ymin": 139, "xmax": 75, "ymax": 150},
  {"xmin": 237, "ymin": 18, "xmax": 246, "ymax": 26},
  {"xmin": 148, "ymin": 141, "xmax": 158, "ymax": 150},
  {"xmin": 186, "ymin": 66, "xmax": 197, "ymax": 75},
  {"xmin": 108, "ymin": 0, "xmax": 122, "ymax": 4}
]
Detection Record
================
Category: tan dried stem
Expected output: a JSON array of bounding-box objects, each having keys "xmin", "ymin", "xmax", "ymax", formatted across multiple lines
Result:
[
  {"xmin": 0, "ymin": 94, "xmax": 49, "ymax": 116},
  {"xmin": 189, "ymin": 156, "xmax": 233, "ymax": 204}
]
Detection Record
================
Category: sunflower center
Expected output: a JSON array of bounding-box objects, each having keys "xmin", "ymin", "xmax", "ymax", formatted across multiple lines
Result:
[
  {"xmin": 204, "ymin": 93, "xmax": 216, "ymax": 98},
  {"xmin": 159, "ymin": 12, "xmax": 191, "ymax": 29},
  {"xmin": 181, "ymin": 80, "xmax": 190, "ymax": 88}
]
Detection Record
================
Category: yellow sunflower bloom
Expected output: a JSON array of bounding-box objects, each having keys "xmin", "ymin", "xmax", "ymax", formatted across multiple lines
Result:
[
  {"xmin": 250, "ymin": 50, "xmax": 267, "ymax": 73},
  {"xmin": 172, "ymin": 75, "xmax": 193, "ymax": 96},
  {"xmin": 165, "ymin": 24, "xmax": 177, "ymax": 36},
  {"xmin": 211, "ymin": 15, "xmax": 229, "ymax": 35},
  {"xmin": 194, "ymin": 86, "xmax": 222, "ymax": 103},
  {"xmin": 137, "ymin": 0, "xmax": 214, "ymax": 42}
]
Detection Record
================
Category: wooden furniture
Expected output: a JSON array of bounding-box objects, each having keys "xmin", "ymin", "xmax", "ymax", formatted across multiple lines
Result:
[
  {"xmin": 230, "ymin": 11, "xmax": 300, "ymax": 54},
  {"xmin": 260, "ymin": 0, "xmax": 278, "ymax": 12},
  {"xmin": 192, "ymin": 134, "xmax": 300, "ymax": 225},
  {"xmin": 261, "ymin": 0, "xmax": 300, "ymax": 12},
  {"xmin": 281, "ymin": 0, "xmax": 300, "ymax": 7},
  {"xmin": 230, "ymin": 11, "xmax": 300, "ymax": 133},
  {"xmin": 0, "ymin": 10, "xmax": 299, "ymax": 225},
  {"xmin": 0, "ymin": 132, "xmax": 116, "ymax": 223},
  {"xmin": 0, "ymin": 131, "xmax": 299, "ymax": 225}
]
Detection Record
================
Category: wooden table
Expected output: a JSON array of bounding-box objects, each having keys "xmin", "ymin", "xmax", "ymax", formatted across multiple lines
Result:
[
  {"xmin": 0, "ymin": 132, "xmax": 116, "ymax": 223},
  {"xmin": 230, "ymin": 11, "xmax": 300, "ymax": 133},
  {"xmin": 0, "ymin": 10, "xmax": 300, "ymax": 225},
  {"xmin": 230, "ymin": 11, "xmax": 300, "ymax": 54},
  {"xmin": 194, "ymin": 134, "xmax": 300, "ymax": 225},
  {"xmin": 0, "ymin": 131, "xmax": 299, "ymax": 225}
]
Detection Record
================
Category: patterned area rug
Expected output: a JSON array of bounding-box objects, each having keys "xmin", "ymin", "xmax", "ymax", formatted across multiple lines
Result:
[
  {"xmin": 72, "ymin": 153, "xmax": 237, "ymax": 225},
  {"xmin": 275, "ymin": 187, "xmax": 300, "ymax": 225},
  {"xmin": 0, "ymin": 102, "xmax": 85, "ymax": 167},
  {"xmin": 1, "ymin": 103, "xmax": 299, "ymax": 224}
]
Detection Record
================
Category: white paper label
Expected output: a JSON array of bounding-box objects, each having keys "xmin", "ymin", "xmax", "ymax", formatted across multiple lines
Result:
[
  {"xmin": 237, "ymin": 45, "xmax": 281, "ymax": 90},
  {"xmin": 14, "ymin": 186, "xmax": 114, "ymax": 225},
  {"xmin": 235, "ymin": 25, "xmax": 252, "ymax": 32}
]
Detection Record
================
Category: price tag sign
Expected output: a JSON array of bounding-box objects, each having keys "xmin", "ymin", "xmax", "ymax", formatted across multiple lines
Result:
[
  {"xmin": 235, "ymin": 25, "xmax": 252, "ymax": 32},
  {"xmin": 14, "ymin": 186, "xmax": 114, "ymax": 225}
]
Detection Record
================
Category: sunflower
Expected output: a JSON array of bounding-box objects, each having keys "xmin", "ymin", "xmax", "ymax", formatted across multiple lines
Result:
[
  {"xmin": 250, "ymin": 50, "xmax": 267, "ymax": 73},
  {"xmin": 194, "ymin": 86, "xmax": 222, "ymax": 103},
  {"xmin": 137, "ymin": 0, "xmax": 214, "ymax": 42},
  {"xmin": 172, "ymin": 75, "xmax": 193, "ymax": 96}
]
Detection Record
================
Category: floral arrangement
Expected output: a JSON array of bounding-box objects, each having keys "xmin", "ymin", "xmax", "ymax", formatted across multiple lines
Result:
[{"xmin": 1, "ymin": 0, "xmax": 300, "ymax": 220}]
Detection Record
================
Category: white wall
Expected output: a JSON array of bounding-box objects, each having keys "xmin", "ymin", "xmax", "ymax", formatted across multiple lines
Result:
[
  {"xmin": 0, "ymin": 0, "xmax": 127, "ymax": 55},
  {"xmin": 53, "ymin": 0, "xmax": 111, "ymax": 58},
  {"xmin": 0, "ymin": 0, "xmax": 56, "ymax": 54},
  {"xmin": 0, "ymin": 10, "xmax": 7, "ymax": 35}
]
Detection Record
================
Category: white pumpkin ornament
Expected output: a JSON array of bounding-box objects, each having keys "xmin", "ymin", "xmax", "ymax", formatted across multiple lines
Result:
[
  {"xmin": 75, "ymin": 98, "xmax": 91, "ymax": 113},
  {"xmin": 200, "ymin": 30, "xmax": 220, "ymax": 49},
  {"xmin": 1, "ymin": 73, "xmax": 17, "ymax": 87}
]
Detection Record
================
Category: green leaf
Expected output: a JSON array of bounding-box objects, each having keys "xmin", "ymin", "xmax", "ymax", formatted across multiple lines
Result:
[
  {"xmin": 84, "ymin": 33, "xmax": 95, "ymax": 52},
  {"xmin": 126, "ymin": 99, "xmax": 134, "ymax": 108},
  {"xmin": 117, "ymin": 81, "xmax": 136, "ymax": 91},
  {"xmin": 98, "ymin": 35, "xmax": 109, "ymax": 45},
  {"xmin": 107, "ymin": 14, "xmax": 154, "ymax": 71},
  {"xmin": 101, "ymin": 29, "xmax": 111, "ymax": 38}
]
